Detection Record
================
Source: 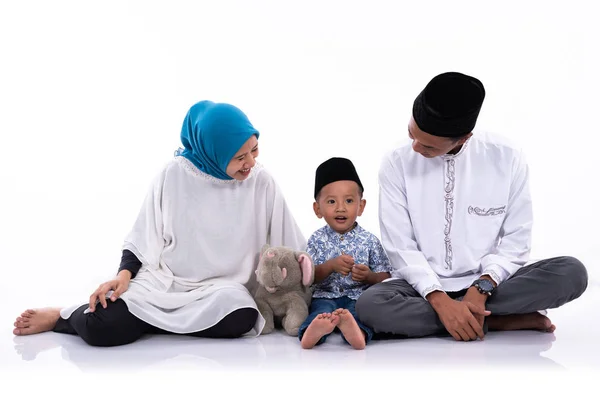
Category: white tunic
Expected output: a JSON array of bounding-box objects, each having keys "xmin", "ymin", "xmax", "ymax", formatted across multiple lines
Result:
[
  {"xmin": 60, "ymin": 156, "xmax": 307, "ymax": 336},
  {"xmin": 379, "ymin": 131, "xmax": 532, "ymax": 298}
]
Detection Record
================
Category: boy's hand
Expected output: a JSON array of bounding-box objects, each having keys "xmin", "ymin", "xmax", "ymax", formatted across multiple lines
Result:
[
  {"xmin": 351, "ymin": 264, "xmax": 372, "ymax": 282},
  {"xmin": 330, "ymin": 254, "xmax": 354, "ymax": 276}
]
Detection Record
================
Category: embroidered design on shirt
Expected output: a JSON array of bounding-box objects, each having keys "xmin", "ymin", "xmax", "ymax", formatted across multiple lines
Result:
[
  {"xmin": 468, "ymin": 206, "xmax": 506, "ymax": 216},
  {"xmin": 444, "ymin": 159, "xmax": 455, "ymax": 270}
]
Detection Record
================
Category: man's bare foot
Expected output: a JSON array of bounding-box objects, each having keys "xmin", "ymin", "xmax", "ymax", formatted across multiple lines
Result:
[
  {"xmin": 301, "ymin": 312, "xmax": 339, "ymax": 349},
  {"xmin": 333, "ymin": 308, "xmax": 366, "ymax": 350},
  {"xmin": 13, "ymin": 308, "xmax": 62, "ymax": 336},
  {"xmin": 488, "ymin": 312, "xmax": 556, "ymax": 333}
]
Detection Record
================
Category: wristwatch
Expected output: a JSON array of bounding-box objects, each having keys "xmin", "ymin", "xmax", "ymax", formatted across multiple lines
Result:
[{"xmin": 471, "ymin": 278, "xmax": 495, "ymax": 296}]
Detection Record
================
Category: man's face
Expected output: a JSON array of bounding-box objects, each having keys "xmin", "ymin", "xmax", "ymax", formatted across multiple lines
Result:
[{"xmin": 408, "ymin": 117, "xmax": 472, "ymax": 158}]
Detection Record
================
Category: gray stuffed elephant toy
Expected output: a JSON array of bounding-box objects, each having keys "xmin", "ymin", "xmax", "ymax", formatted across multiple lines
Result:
[{"xmin": 254, "ymin": 244, "xmax": 315, "ymax": 336}]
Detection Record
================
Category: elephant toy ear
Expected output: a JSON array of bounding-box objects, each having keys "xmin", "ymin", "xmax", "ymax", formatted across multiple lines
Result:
[
  {"xmin": 296, "ymin": 253, "xmax": 314, "ymax": 287},
  {"xmin": 260, "ymin": 244, "xmax": 270, "ymax": 259}
]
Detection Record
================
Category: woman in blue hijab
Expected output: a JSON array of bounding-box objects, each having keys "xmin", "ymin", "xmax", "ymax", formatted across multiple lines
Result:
[
  {"xmin": 14, "ymin": 101, "xmax": 307, "ymax": 346},
  {"xmin": 176, "ymin": 100, "xmax": 260, "ymax": 180}
]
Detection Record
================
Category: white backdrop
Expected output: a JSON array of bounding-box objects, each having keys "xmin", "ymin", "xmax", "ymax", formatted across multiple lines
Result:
[{"xmin": 1, "ymin": 0, "xmax": 598, "ymax": 312}]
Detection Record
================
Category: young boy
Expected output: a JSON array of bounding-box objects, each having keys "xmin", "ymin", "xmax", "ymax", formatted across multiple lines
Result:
[{"xmin": 298, "ymin": 157, "xmax": 392, "ymax": 350}]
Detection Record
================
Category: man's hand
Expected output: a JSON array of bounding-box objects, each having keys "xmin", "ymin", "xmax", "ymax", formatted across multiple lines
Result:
[
  {"xmin": 427, "ymin": 291, "xmax": 491, "ymax": 341},
  {"xmin": 351, "ymin": 264, "xmax": 372, "ymax": 282},
  {"xmin": 462, "ymin": 275, "xmax": 496, "ymax": 329},
  {"xmin": 462, "ymin": 287, "xmax": 488, "ymax": 329}
]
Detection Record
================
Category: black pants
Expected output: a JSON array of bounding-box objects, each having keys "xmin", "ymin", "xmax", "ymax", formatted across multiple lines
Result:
[{"xmin": 52, "ymin": 299, "xmax": 259, "ymax": 347}]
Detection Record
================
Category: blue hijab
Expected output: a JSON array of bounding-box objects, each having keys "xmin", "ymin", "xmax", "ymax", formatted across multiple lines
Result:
[{"xmin": 175, "ymin": 101, "xmax": 260, "ymax": 180}]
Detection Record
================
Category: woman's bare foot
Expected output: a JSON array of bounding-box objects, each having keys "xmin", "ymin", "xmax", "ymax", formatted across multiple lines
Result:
[
  {"xmin": 13, "ymin": 308, "xmax": 62, "ymax": 336},
  {"xmin": 334, "ymin": 308, "xmax": 366, "ymax": 350},
  {"xmin": 13, "ymin": 335, "xmax": 61, "ymax": 361},
  {"xmin": 301, "ymin": 312, "xmax": 339, "ymax": 349},
  {"xmin": 488, "ymin": 312, "xmax": 556, "ymax": 333}
]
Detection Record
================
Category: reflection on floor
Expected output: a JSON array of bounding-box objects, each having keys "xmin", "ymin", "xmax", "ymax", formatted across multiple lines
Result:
[{"xmin": 4, "ymin": 285, "xmax": 599, "ymax": 375}]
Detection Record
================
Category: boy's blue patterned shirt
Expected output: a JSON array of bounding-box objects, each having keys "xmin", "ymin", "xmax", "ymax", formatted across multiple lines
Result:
[{"xmin": 307, "ymin": 223, "xmax": 392, "ymax": 300}]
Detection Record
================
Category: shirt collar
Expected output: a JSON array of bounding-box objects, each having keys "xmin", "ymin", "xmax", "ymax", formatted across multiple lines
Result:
[
  {"xmin": 440, "ymin": 136, "xmax": 471, "ymax": 160},
  {"xmin": 324, "ymin": 222, "xmax": 362, "ymax": 238}
]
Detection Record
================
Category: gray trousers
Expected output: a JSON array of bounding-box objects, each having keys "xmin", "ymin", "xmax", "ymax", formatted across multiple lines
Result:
[{"xmin": 355, "ymin": 256, "xmax": 588, "ymax": 338}]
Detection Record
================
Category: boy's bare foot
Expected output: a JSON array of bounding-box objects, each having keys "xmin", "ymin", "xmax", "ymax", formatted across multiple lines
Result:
[
  {"xmin": 13, "ymin": 308, "xmax": 62, "ymax": 336},
  {"xmin": 301, "ymin": 312, "xmax": 339, "ymax": 349},
  {"xmin": 334, "ymin": 308, "xmax": 366, "ymax": 350},
  {"xmin": 488, "ymin": 312, "xmax": 556, "ymax": 333}
]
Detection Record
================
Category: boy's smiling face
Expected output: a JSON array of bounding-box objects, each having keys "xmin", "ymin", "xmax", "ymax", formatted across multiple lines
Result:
[{"xmin": 313, "ymin": 180, "xmax": 366, "ymax": 234}]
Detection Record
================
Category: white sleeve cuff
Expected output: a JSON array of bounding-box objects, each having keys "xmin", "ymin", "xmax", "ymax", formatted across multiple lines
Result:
[{"xmin": 421, "ymin": 283, "xmax": 444, "ymax": 300}]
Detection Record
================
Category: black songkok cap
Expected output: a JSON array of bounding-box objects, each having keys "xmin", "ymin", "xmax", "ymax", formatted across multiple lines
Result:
[
  {"xmin": 314, "ymin": 157, "xmax": 364, "ymax": 199},
  {"xmin": 412, "ymin": 72, "xmax": 485, "ymax": 138}
]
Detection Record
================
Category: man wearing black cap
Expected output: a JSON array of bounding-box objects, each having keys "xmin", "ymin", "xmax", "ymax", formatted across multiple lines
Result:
[{"xmin": 355, "ymin": 72, "xmax": 588, "ymax": 342}]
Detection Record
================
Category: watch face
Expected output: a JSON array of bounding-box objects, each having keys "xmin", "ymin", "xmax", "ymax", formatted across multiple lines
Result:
[{"xmin": 478, "ymin": 280, "xmax": 494, "ymax": 292}]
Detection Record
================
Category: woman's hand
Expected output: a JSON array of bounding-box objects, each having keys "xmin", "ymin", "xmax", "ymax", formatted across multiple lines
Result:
[{"xmin": 89, "ymin": 271, "xmax": 132, "ymax": 312}]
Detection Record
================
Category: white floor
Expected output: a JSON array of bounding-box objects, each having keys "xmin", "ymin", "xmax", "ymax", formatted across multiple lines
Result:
[{"xmin": 3, "ymin": 284, "xmax": 599, "ymax": 377}]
